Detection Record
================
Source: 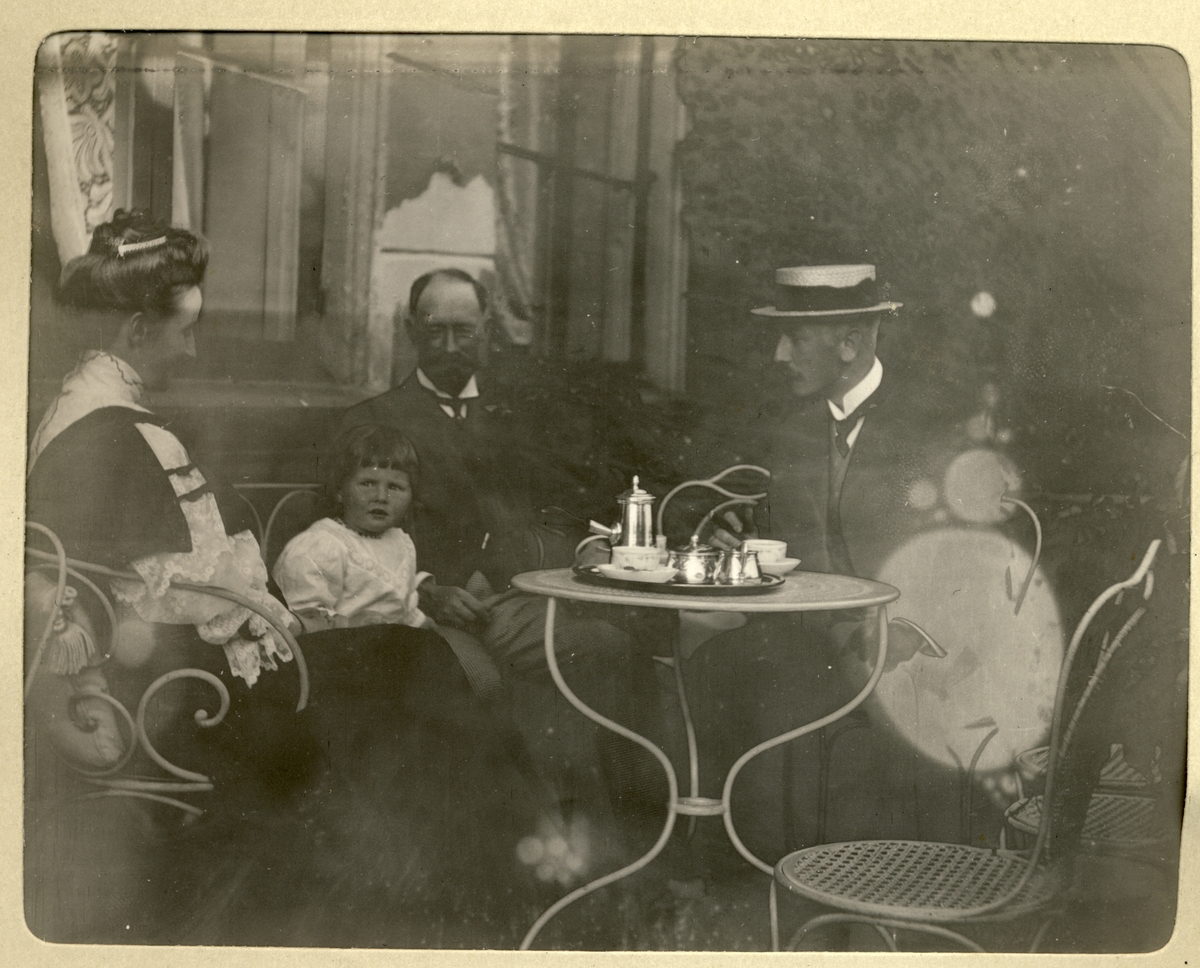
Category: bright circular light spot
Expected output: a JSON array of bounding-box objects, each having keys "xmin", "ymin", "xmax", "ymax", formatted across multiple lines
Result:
[
  {"xmin": 516, "ymin": 836, "xmax": 544, "ymax": 866},
  {"xmin": 846, "ymin": 528, "xmax": 1064, "ymax": 772},
  {"xmin": 908, "ymin": 478, "xmax": 939, "ymax": 510},
  {"xmin": 944, "ymin": 449, "xmax": 1022, "ymax": 524},
  {"xmin": 971, "ymin": 291, "xmax": 997, "ymax": 317},
  {"xmin": 544, "ymin": 835, "xmax": 569, "ymax": 859}
]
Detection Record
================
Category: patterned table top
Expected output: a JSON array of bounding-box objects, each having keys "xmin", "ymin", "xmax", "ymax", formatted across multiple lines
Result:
[{"xmin": 512, "ymin": 568, "xmax": 899, "ymax": 613}]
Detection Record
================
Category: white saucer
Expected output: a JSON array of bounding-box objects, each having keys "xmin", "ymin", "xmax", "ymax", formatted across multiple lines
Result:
[
  {"xmin": 758, "ymin": 557, "xmax": 801, "ymax": 577},
  {"xmin": 596, "ymin": 564, "xmax": 678, "ymax": 584}
]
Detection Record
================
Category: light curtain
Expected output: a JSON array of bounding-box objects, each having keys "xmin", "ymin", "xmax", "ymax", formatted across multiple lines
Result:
[{"xmin": 37, "ymin": 32, "xmax": 121, "ymax": 264}]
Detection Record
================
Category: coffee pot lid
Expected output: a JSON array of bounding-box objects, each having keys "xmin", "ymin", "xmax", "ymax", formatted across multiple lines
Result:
[{"xmin": 618, "ymin": 475, "xmax": 655, "ymax": 505}]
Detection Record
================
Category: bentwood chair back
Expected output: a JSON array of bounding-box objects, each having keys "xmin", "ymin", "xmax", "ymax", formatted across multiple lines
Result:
[
  {"xmin": 769, "ymin": 539, "xmax": 1162, "ymax": 952},
  {"xmin": 1005, "ymin": 547, "xmax": 1175, "ymax": 858}
]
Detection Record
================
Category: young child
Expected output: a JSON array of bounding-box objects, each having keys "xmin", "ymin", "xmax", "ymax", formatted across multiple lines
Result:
[{"xmin": 273, "ymin": 424, "xmax": 501, "ymax": 695}]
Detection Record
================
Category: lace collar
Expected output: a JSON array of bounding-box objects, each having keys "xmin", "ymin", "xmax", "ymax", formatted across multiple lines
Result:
[{"xmin": 29, "ymin": 351, "xmax": 149, "ymax": 470}]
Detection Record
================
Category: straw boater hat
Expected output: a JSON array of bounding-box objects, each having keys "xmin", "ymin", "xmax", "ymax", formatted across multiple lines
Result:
[{"xmin": 750, "ymin": 264, "xmax": 902, "ymax": 318}]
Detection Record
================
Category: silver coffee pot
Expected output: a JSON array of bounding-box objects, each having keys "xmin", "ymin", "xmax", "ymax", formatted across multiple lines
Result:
[{"xmin": 587, "ymin": 476, "xmax": 658, "ymax": 548}]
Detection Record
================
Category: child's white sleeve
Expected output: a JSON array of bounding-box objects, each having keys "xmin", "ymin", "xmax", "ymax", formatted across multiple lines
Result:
[
  {"xmin": 272, "ymin": 529, "xmax": 346, "ymax": 620},
  {"xmin": 403, "ymin": 591, "xmax": 429, "ymax": 628},
  {"xmin": 400, "ymin": 531, "xmax": 429, "ymax": 628}
]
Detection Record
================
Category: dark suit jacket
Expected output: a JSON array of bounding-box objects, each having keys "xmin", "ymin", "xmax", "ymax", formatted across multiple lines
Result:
[
  {"xmin": 339, "ymin": 373, "xmax": 529, "ymax": 589},
  {"xmin": 758, "ymin": 374, "xmax": 971, "ymax": 582}
]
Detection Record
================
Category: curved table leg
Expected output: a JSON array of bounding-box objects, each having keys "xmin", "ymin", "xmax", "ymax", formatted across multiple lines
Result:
[
  {"xmin": 723, "ymin": 606, "xmax": 890, "ymax": 874},
  {"xmin": 520, "ymin": 597, "xmax": 681, "ymax": 950}
]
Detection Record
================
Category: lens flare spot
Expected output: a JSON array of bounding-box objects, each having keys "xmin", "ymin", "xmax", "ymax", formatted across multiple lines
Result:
[
  {"xmin": 971, "ymin": 291, "xmax": 997, "ymax": 317},
  {"xmin": 516, "ymin": 836, "xmax": 544, "ymax": 865},
  {"xmin": 867, "ymin": 528, "xmax": 1064, "ymax": 772},
  {"xmin": 908, "ymin": 479, "xmax": 939, "ymax": 510},
  {"xmin": 966, "ymin": 412, "xmax": 992, "ymax": 442},
  {"xmin": 520, "ymin": 815, "xmax": 594, "ymax": 885},
  {"xmin": 944, "ymin": 449, "xmax": 1022, "ymax": 524}
]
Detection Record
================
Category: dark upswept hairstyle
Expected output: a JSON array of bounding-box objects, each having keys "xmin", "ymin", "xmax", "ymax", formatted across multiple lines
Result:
[
  {"xmin": 319, "ymin": 424, "xmax": 420, "ymax": 515},
  {"xmin": 55, "ymin": 208, "xmax": 209, "ymax": 318},
  {"xmin": 407, "ymin": 267, "xmax": 489, "ymax": 318}
]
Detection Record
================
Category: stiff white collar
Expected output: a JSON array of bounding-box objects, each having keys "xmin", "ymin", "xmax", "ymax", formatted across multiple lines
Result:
[
  {"xmin": 416, "ymin": 368, "xmax": 480, "ymax": 401},
  {"xmin": 29, "ymin": 351, "xmax": 149, "ymax": 472},
  {"xmin": 828, "ymin": 357, "xmax": 883, "ymax": 422}
]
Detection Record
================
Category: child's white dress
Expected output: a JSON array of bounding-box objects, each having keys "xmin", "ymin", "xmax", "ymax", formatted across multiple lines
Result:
[{"xmin": 273, "ymin": 517, "xmax": 430, "ymax": 628}]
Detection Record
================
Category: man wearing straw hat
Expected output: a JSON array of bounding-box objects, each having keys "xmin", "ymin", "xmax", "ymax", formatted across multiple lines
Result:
[
  {"xmin": 752, "ymin": 263, "xmax": 909, "ymax": 583},
  {"xmin": 691, "ymin": 262, "xmax": 970, "ymax": 854},
  {"xmin": 710, "ymin": 262, "xmax": 948, "ymax": 581}
]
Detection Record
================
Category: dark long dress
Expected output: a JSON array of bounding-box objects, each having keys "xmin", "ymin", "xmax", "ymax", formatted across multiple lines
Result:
[{"xmin": 25, "ymin": 404, "xmax": 555, "ymax": 947}]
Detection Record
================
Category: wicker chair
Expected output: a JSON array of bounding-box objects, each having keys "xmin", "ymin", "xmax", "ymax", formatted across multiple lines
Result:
[{"xmin": 769, "ymin": 539, "xmax": 1162, "ymax": 952}]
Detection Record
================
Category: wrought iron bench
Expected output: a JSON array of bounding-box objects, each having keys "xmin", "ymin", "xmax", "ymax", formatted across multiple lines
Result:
[{"xmin": 25, "ymin": 521, "xmax": 309, "ymax": 819}]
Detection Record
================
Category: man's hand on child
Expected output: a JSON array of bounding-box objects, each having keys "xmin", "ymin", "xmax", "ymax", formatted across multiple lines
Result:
[
  {"xmin": 291, "ymin": 607, "xmax": 347, "ymax": 634},
  {"xmin": 419, "ymin": 581, "xmax": 491, "ymax": 628}
]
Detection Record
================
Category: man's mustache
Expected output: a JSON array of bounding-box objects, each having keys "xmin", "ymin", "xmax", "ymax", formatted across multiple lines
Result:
[{"xmin": 426, "ymin": 352, "xmax": 476, "ymax": 373}]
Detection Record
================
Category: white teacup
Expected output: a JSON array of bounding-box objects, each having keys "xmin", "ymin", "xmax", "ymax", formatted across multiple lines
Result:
[
  {"xmin": 742, "ymin": 539, "xmax": 787, "ymax": 563},
  {"xmin": 610, "ymin": 544, "xmax": 664, "ymax": 571}
]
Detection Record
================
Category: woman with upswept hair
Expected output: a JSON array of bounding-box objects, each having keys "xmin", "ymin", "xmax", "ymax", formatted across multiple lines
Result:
[{"xmin": 26, "ymin": 209, "xmax": 554, "ymax": 947}]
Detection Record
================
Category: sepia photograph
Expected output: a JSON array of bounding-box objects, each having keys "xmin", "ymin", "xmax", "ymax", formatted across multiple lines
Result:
[{"xmin": 21, "ymin": 31, "xmax": 1190, "ymax": 953}]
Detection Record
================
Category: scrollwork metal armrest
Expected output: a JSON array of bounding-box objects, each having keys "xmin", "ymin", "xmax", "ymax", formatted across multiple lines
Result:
[
  {"xmin": 26, "ymin": 522, "xmax": 311, "ymax": 817},
  {"xmin": 656, "ymin": 464, "xmax": 772, "ymax": 543}
]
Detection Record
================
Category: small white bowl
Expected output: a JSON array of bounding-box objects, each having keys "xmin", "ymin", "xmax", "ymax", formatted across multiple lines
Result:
[
  {"xmin": 597, "ymin": 564, "xmax": 679, "ymax": 584},
  {"xmin": 758, "ymin": 557, "xmax": 801, "ymax": 577},
  {"xmin": 611, "ymin": 545, "xmax": 664, "ymax": 570}
]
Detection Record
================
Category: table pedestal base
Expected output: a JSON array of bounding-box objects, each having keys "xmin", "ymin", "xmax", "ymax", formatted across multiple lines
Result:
[{"xmin": 519, "ymin": 597, "xmax": 889, "ymax": 950}]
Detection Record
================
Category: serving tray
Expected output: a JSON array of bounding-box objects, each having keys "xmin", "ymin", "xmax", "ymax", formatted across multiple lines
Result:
[{"xmin": 572, "ymin": 564, "xmax": 786, "ymax": 596}]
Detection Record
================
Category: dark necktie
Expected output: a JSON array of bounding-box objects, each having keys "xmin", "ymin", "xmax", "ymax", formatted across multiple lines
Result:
[
  {"xmin": 832, "ymin": 392, "xmax": 880, "ymax": 458},
  {"xmin": 833, "ymin": 412, "xmax": 863, "ymax": 458},
  {"xmin": 426, "ymin": 387, "xmax": 468, "ymax": 421}
]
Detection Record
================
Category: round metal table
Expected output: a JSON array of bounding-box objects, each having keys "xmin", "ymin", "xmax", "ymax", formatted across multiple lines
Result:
[{"xmin": 511, "ymin": 567, "xmax": 900, "ymax": 949}]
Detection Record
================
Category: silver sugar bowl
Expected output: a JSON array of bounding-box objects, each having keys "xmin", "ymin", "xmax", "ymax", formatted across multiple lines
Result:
[{"xmin": 667, "ymin": 538, "xmax": 721, "ymax": 584}]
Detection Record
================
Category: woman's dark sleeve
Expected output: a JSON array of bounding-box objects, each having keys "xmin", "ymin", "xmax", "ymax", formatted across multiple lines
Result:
[{"xmin": 27, "ymin": 408, "xmax": 192, "ymax": 568}]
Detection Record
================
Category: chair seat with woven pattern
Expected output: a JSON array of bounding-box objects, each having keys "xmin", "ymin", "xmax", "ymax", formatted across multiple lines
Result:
[
  {"xmin": 776, "ymin": 840, "xmax": 1062, "ymax": 924},
  {"xmin": 769, "ymin": 542, "xmax": 1164, "ymax": 952},
  {"xmin": 1006, "ymin": 793, "xmax": 1162, "ymax": 851},
  {"xmin": 1015, "ymin": 744, "xmax": 1159, "ymax": 792}
]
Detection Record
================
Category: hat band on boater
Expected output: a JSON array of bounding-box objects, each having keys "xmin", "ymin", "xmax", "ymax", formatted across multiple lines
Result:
[{"xmin": 774, "ymin": 277, "xmax": 878, "ymax": 313}]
